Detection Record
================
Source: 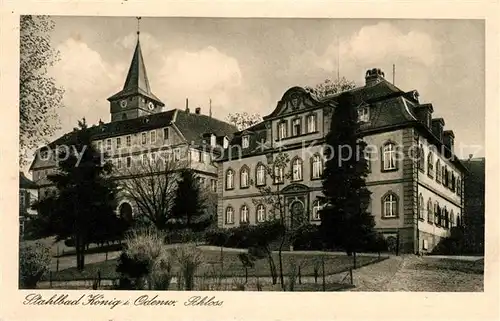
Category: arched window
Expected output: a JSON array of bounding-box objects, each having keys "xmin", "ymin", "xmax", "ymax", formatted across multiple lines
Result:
[
  {"xmin": 311, "ymin": 154, "xmax": 323, "ymax": 179},
  {"xmin": 427, "ymin": 151, "xmax": 434, "ymax": 177},
  {"xmin": 434, "ymin": 201, "xmax": 439, "ymax": 225},
  {"xmin": 382, "ymin": 142, "xmax": 397, "ymax": 171},
  {"xmin": 240, "ymin": 205, "xmax": 249, "ymax": 223},
  {"xmin": 240, "ymin": 166, "xmax": 250, "ymax": 188},
  {"xmin": 274, "ymin": 164, "xmax": 285, "ymax": 184},
  {"xmin": 450, "ymin": 210, "xmax": 455, "ymax": 227},
  {"xmin": 225, "ymin": 206, "xmax": 234, "ymax": 224},
  {"xmin": 436, "ymin": 160, "xmax": 441, "ymax": 182},
  {"xmin": 255, "ymin": 163, "xmax": 266, "ymax": 186},
  {"xmin": 382, "ymin": 192, "xmax": 398, "ymax": 218},
  {"xmin": 443, "ymin": 207, "xmax": 449, "ymax": 228},
  {"xmin": 119, "ymin": 202, "xmax": 133, "ymax": 221},
  {"xmin": 291, "ymin": 157, "xmax": 303, "ymax": 181},
  {"xmin": 256, "ymin": 204, "xmax": 266, "ymax": 222},
  {"xmin": 427, "ymin": 198, "xmax": 433, "ymax": 223},
  {"xmin": 418, "ymin": 144, "xmax": 425, "ymax": 171},
  {"xmin": 226, "ymin": 169, "xmax": 234, "ymax": 190},
  {"xmin": 418, "ymin": 193, "xmax": 424, "ymax": 219},
  {"xmin": 312, "ymin": 200, "xmax": 322, "ymax": 221}
]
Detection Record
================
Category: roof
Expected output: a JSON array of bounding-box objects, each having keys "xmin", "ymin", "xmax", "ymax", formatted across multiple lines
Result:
[
  {"xmin": 20, "ymin": 172, "xmax": 37, "ymax": 189},
  {"xmin": 107, "ymin": 38, "xmax": 164, "ymax": 106}
]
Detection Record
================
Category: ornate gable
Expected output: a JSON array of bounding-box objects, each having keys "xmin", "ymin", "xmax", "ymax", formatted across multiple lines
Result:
[{"xmin": 264, "ymin": 87, "xmax": 324, "ymax": 120}]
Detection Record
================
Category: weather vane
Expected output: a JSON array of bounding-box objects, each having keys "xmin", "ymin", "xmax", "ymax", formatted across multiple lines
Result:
[{"xmin": 136, "ymin": 17, "xmax": 142, "ymax": 36}]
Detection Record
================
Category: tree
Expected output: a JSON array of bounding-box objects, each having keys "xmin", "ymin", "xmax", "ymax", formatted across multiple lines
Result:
[
  {"xmin": 318, "ymin": 92, "xmax": 376, "ymax": 268},
  {"xmin": 252, "ymin": 151, "xmax": 309, "ymax": 289},
  {"xmin": 31, "ymin": 119, "xmax": 127, "ymax": 270},
  {"xmin": 20, "ymin": 15, "xmax": 64, "ymax": 167},
  {"xmin": 118, "ymin": 155, "xmax": 184, "ymax": 231},
  {"xmin": 305, "ymin": 77, "xmax": 356, "ymax": 99},
  {"xmin": 170, "ymin": 169, "xmax": 211, "ymax": 232},
  {"xmin": 226, "ymin": 112, "xmax": 262, "ymax": 131}
]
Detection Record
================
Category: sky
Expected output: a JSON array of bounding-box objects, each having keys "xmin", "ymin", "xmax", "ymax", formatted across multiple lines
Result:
[{"xmin": 41, "ymin": 17, "xmax": 484, "ymax": 161}]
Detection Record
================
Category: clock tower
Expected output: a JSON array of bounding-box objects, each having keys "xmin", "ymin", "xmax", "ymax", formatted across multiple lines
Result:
[{"xmin": 107, "ymin": 23, "xmax": 164, "ymax": 122}]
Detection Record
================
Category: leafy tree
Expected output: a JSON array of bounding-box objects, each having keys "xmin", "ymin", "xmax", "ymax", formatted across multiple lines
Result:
[
  {"xmin": 170, "ymin": 169, "xmax": 211, "ymax": 232},
  {"xmin": 20, "ymin": 15, "xmax": 64, "ymax": 166},
  {"xmin": 31, "ymin": 119, "xmax": 127, "ymax": 270},
  {"xmin": 305, "ymin": 77, "xmax": 356, "ymax": 99},
  {"xmin": 318, "ymin": 92, "xmax": 376, "ymax": 267},
  {"xmin": 226, "ymin": 112, "xmax": 262, "ymax": 131},
  {"xmin": 19, "ymin": 241, "xmax": 51, "ymax": 289}
]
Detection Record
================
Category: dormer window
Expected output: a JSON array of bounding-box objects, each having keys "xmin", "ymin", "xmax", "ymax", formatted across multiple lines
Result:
[
  {"xmin": 358, "ymin": 106, "xmax": 370, "ymax": 122},
  {"xmin": 242, "ymin": 135, "xmax": 250, "ymax": 148},
  {"xmin": 223, "ymin": 137, "xmax": 229, "ymax": 149},
  {"xmin": 210, "ymin": 134, "xmax": 216, "ymax": 147}
]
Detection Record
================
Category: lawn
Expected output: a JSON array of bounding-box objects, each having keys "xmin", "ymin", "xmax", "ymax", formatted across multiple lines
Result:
[
  {"xmin": 46, "ymin": 248, "xmax": 386, "ymax": 281},
  {"xmin": 413, "ymin": 257, "xmax": 484, "ymax": 275}
]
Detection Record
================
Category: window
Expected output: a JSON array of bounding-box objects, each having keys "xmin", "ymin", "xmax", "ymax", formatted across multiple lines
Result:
[
  {"xmin": 116, "ymin": 137, "xmax": 121, "ymax": 149},
  {"xmin": 163, "ymin": 128, "xmax": 169, "ymax": 142},
  {"xmin": 427, "ymin": 151, "xmax": 434, "ymax": 177},
  {"xmin": 442, "ymin": 165, "xmax": 447, "ymax": 186},
  {"xmin": 117, "ymin": 158, "xmax": 122, "ymax": 169},
  {"xmin": 226, "ymin": 169, "xmax": 234, "ymax": 190},
  {"xmin": 418, "ymin": 145, "xmax": 425, "ymax": 171},
  {"xmin": 382, "ymin": 192, "xmax": 398, "ymax": 218},
  {"xmin": 126, "ymin": 135, "xmax": 131, "ymax": 147},
  {"xmin": 240, "ymin": 166, "xmax": 250, "ymax": 188},
  {"xmin": 443, "ymin": 207, "xmax": 449, "ymax": 228},
  {"xmin": 292, "ymin": 118, "xmax": 302, "ymax": 136},
  {"xmin": 240, "ymin": 205, "xmax": 249, "ymax": 223},
  {"xmin": 418, "ymin": 193, "xmax": 424, "ymax": 220},
  {"xmin": 210, "ymin": 179, "xmax": 217, "ymax": 193},
  {"xmin": 97, "ymin": 141, "xmax": 102, "ymax": 152},
  {"xmin": 191, "ymin": 150, "xmax": 200, "ymax": 163},
  {"xmin": 274, "ymin": 165, "xmax": 284, "ymax": 184},
  {"xmin": 457, "ymin": 178, "xmax": 461, "ymax": 195},
  {"xmin": 173, "ymin": 148, "xmax": 180, "ymax": 161},
  {"xmin": 256, "ymin": 204, "xmax": 266, "ymax": 223},
  {"xmin": 278, "ymin": 121, "xmax": 287, "ymax": 140},
  {"xmin": 142, "ymin": 132, "xmax": 147, "ymax": 145},
  {"xmin": 451, "ymin": 173, "xmax": 456, "ymax": 192},
  {"xmin": 199, "ymin": 151, "xmax": 205, "ymax": 163},
  {"xmin": 151, "ymin": 152, "xmax": 157, "ymax": 164},
  {"xmin": 242, "ymin": 135, "xmax": 250, "ymax": 148},
  {"xmin": 256, "ymin": 163, "xmax": 266, "ymax": 186},
  {"xmin": 434, "ymin": 202, "xmax": 440, "ymax": 225},
  {"xmin": 364, "ymin": 150, "xmax": 371, "ymax": 172},
  {"xmin": 225, "ymin": 206, "xmax": 234, "ymax": 224},
  {"xmin": 450, "ymin": 210, "xmax": 455, "ymax": 227},
  {"xmin": 436, "ymin": 160, "xmax": 441, "ymax": 182},
  {"xmin": 106, "ymin": 139, "xmax": 112, "ymax": 150},
  {"xmin": 291, "ymin": 157, "xmax": 303, "ymax": 181},
  {"xmin": 307, "ymin": 114, "xmax": 317, "ymax": 133},
  {"xmin": 358, "ymin": 106, "xmax": 370, "ymax": 122},
  {"xmin": 126, "ymin": 156, "xmax": 131, "ymax": 168},
  {"xmin": 312, "ymin": 200, "xmax": 322, "ymax": 221},
  {"xmin": 311, "ymin": 154, "xmax": 323, "ymax": 179},
  {"xmin": 427, "ymin": 198, "xmax": 433, "ymax": 223},
  {"xmin": 151, "ymin": 130, "xmax": 156, "ymax": 144},
  {"xmin": 382, "ymin": 142, "xmax": 397, "ymax": 171},
  {"xmin": 142, "ymin": 154, "xmax": 148, "ymax": 166}
]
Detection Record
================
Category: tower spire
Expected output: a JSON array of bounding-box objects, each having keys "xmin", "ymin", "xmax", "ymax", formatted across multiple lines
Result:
[{"xmin": 136, "ymin": 17, "xmax": 142, "ymax": 37}]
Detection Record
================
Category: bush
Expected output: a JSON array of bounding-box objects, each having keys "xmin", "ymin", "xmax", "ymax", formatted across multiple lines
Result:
[
  {"xmin": 293, "ymin": 224, "xmax": 324, "ymax": 250},
  {"xmin": 19, "ymin": 242, "xmax": 51, "ymax": 289},
  {"xmin": 432, "ymin": 227, "xmax": 471, "ymax": 255},
  {"xmin": 204, "ymin": 228, "xmax": 231, "ymax": 247},
  {"xmin": 172, "ymin": 244, "xmax": 204, "ymax": 290},
  {"xmin": 151, "ymin": 248, "xmax": 174, "ymax": 290}
]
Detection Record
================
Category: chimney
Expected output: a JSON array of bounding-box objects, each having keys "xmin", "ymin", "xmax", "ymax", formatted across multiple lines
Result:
[
  {"xmin": 195, "ymin": 107, "xmax": 201, "ymax": 115},
  {"xmin": 185, "ymin": 98, "xmax": 190, "ymax": 113},
  {"xmin": 431, "ymin": 118, "xmax": 445, "ymax": 141},
  {"xmin": 443, "ymin": 130, "xmax": 455, "ymax": 153},
  {"xmin": 414, "ymin": 103, "xmax": 434, "ymax": 128},
  {"xmin": 365, "ymin": 68, "xmax": 385, "ymax": 86}
]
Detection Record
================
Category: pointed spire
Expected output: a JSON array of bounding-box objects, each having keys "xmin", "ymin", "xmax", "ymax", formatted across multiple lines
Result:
[{"xmin": 107, "ymin": 17, "xmax": 164, "ymax": 106}]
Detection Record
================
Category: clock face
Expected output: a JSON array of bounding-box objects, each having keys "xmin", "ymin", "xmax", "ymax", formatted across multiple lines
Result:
[
  {"xmin": 120, "ymin": 100, "xmax": 127, "ymax": 108},
  {"xmin": 148, "ymin": 102, "xmax": 155, "ymax": 110}
]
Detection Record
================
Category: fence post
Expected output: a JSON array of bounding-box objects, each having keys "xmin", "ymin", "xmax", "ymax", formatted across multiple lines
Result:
[
  {"xmin": 349, "ymin": 268, "xmax": 353, "ymax": 285},
  {"xmin": 298, "ymin": 266, "xmax": 302, "ymax": 285},
  {"xmin": 56, "ymin": 258, "xmax": 59, "ymax": 272},
  {"xmin": 322, "ymin": 257, "xmax": 326, "ymax": 292},
  {"xmin": 245, "ymin": 267, "xmax": 248, "ymax": 283},
  {"xmin": 49, "ymin": 271, "xmax": 52, "ymax": 288}
]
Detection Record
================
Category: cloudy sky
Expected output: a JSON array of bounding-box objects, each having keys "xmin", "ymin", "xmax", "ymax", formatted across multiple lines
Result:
[{"xmin": 45, "ymin": 17, "xmax": 484, "ymax": 158}]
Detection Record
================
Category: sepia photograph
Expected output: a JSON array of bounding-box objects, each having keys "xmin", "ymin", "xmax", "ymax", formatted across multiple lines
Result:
[{"xmin": 18, "ymin": 15, "xmax": 486, "ymax": 295}]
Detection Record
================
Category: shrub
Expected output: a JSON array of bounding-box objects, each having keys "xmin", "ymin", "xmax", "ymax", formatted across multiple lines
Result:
[
  {"xmin": 293, "ymin": 224, "xmax": 324, "ymax": 250},
  {"xmin": 172, "ymin": 244, "xmax": 204, "ymax": 290},
  {"xmin": 19, "ymin": 242, "xmax": 51, "ymax": 289},
  {"xmin": 151, "ymin": 248, "xmax": 174, "ymax": 290},
  {"xmin": 204, "ymin": 228, "xmax": 231, "ymax": 247}
]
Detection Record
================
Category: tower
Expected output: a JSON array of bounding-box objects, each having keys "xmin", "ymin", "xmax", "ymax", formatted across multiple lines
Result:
[{"xmin": 107, "ymin": 17, "xmax": 164, "ymax": 122}]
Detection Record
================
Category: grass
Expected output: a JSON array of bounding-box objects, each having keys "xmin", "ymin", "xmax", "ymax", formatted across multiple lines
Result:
[
  {"xmin": 414, "ymin": 258, "xmax": 484, "ymax": 275},
  {"xmin": 46, "ymin": 248, "xmax": 386, "ymax": 281}
]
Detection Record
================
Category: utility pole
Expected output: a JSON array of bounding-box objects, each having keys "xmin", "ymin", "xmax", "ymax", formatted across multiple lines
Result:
[
  {"xmin": 392, "ymin": 64, "xmax": 396, "ymax": 85},
  {"xmin": 209, "ymin": 98, "xmax": 212, "ymax": 118}
]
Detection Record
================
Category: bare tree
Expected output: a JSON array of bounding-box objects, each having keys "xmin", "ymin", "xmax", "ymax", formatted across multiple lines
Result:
[
  {"xmin": 226, "ymin": 112, "xmax": 262, "ymax": 131},
  {"xmin": 305, "ymin": 77, "xmax": 356, "ymax": 99},
  {"xmin": 252, "ymin": 151, "xmax": 309, "ymax": 290},
  {"xmin": 117, "ymin": 154, "xmax": 186, "ymax": 231}
]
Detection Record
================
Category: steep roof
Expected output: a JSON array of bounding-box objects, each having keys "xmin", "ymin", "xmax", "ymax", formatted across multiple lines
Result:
[
  {"xmin": 20, "ymin": 172, "xmax": 37, "ymax": 189},
  {"xmin": 107, "ymin": 39, "xmax": 164, "ymax": 106}
]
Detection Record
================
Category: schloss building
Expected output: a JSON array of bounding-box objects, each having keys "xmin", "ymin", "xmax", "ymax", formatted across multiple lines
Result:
[{"xmin": 29, "ymin": 33, "xmax": 466, "ymax": 253}]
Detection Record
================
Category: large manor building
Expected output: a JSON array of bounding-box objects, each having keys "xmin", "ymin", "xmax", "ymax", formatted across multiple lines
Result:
[
  {"xmin": 217, "ymin": 68, "xmax": 466, "ymax": 254},
  {"xmin": 28, "ymin": 33, "xmax": 466, "ymax": 254}
]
